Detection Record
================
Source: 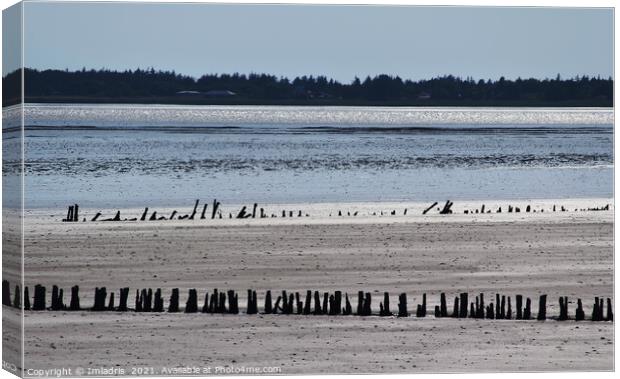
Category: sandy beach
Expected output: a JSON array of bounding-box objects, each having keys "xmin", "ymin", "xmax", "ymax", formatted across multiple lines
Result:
[{"xmin": 7, "ymin": 198, "xmax": 613, "ymax": 374}]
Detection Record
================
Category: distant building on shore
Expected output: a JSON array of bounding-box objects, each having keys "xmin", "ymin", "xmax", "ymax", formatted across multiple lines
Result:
[
  {"xmin": 204, "ymin": 90, "xmax": 237, "ymax": 97},
  {"xmin": 417, "ymin": 92, "xmax": 431, "ymax": 100},
  {"xmin": 175, "ymin": 90, "xmax": 237, "ymax": 97},
  {"xmin": 175, "ymin": 90, "xmax": 202, "ymax": 96}
]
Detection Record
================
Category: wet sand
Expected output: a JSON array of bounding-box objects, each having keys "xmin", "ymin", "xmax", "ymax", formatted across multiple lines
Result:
[{"xmin": 10, "ymin": 200, "xmax": 616, "ymax": 374}]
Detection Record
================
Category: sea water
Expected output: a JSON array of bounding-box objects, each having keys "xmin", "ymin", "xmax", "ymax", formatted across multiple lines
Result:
[{"xmin": 2, "ymin": 104, "xmax": 613, "ymax": 208}]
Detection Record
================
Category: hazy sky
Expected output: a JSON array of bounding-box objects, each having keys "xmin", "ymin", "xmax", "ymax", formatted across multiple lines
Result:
[{"xmin": 13, "ymin": 2, "xmax": 615, "ymax": 81}]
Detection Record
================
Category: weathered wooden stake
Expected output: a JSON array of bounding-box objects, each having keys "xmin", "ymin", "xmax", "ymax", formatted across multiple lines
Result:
[
  {"xmin": 558, "ymin": 296, "xmax": 568, "ymax": 321},
  {"xmin": 185, "ymin": 289, "xmax": 198, "ymax": 313},
  {"xmin": 118, "ymin": 287, "xmax": 129, "ymax": 312},
  {"xmin": 439, "ymin": 293, "xmax": 447, "ymax": 317},
  {"xmin": 92, "ymin": 287, "xmax": 107, "ymax": 311},
  {"xmin": 362, "ymin": 293, "xmax": 372, "ymax": 316},
  {"xmin": 168, "ymin": 288, "xmax": 179, "ymax": 312},
  {"xmin": 24, "ymin": 287, "xmax": 31, "ymax": 310},
  {"xmin": 13, "ymin": 285, "xmax": 20, "ymax": 309},
  {"xmin": 322, "ymin": 292, "xmax": 329, "ymax": 314},
  {"xmin": 343, "ymin": 293, "xmax": 352, "ymax": 315},
  {"xmin": 303, "ymin": 291, "xmax": 312, "ymax": 315},
  {"xmin": 380, "ymin": 292, "xmax": 392, "ymax": 316},
  {"xmin": 506, "ymin": 297, "xmax": 512, "ymax": 320},
  {"xmin": 69, "ymin": 286, "xmax": 80, "ymax": 310},
  {"xmin": 575, "ymin": 299, "xmax": 585, "ymax": 321},
  {"xmin": 458, "ymin": 293, "xmax": 468, "ymax": 318},
  {"xmin": 395, "ymin": 293, "xmax": 407, "ymax": 317},
  {"xmin": 107, "ymin": 292, "xmax": 115, "ymax": 310},
  {"xmin": 33, "ymin": 285, "xmax": 46, "ymax": 311},
  {"xmin": 416, "ymin": 294, "xmax": 427, "ymax": 317},
  {"xmin": 452, "ymin": 297, "xmax": 459, "ymax": 318},
  {"xmin": 523, "ymin": 298, "xmax": 532, "ymax": 320},
  {"xmin": 537, "ymin": 295, "xmax": 547, "ymax": 320},
  {"xmin": 264, "ymin": 290, "xmax": 273, "ymax": 314},
  {"xmin": 357, "ymin": 291, "xmax": 364, "ymax": 315},
  {"xmin": 2, "ymin": 280, "xmax": 10, "ymax": 306}
]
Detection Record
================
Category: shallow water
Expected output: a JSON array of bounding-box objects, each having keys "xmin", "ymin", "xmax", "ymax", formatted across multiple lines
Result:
[{"xmin": 2, "ymin": 104, "xmax": 613, "ymax": 208}]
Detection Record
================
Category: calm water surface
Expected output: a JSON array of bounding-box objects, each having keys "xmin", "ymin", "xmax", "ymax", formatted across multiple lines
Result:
[{"xmin": 2, "ymin": 104, "xmax": 613, "ymax": 208}]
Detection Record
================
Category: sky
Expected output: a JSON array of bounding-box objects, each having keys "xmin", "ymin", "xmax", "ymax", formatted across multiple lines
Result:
[{"xmin": 6, "ymin": 2, "xmax": 615, "ymax": 82}]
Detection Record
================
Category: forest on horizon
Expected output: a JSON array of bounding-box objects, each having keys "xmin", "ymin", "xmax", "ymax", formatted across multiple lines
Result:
[{"xmin": 2, "ymin": 67, "xmax": 613, "ymax": 107}]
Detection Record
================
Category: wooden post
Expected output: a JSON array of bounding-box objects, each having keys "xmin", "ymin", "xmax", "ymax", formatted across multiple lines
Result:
[
  {"xmin": 606, "ymin": 298, "xmax": 613, "ymax": 321},
  {"xmin": 343, "ymin": 293, "xmax": 352, "ymax": 315},
  {"xmin": 334, "ymin": 291, "xmax": 342, "ymax": 315},
  {"xmin": 303, "ymin": 291, "xmax": 312, "ymax": 315},
  {"xmin": 434, "ymin": 305, "xmax": 441, "ymax": 317},
  {"xmin": 423, "ymin": 202, "xmax": 438, "ymax": 215},
  {"xmin": 295, "ymin": 292, "xmax": 303, "ymax": 314},
  {"xmin": 329, "ymin": 294, "xmax": 336, "ymax": 315},
  {"xmin": 24, "ymin": 287, "xmax": 30, "ymax": 310},
  {"xmin": 201, "ymin": 292, "xmax": 210, "ymax": 313},
  {"xmin": 135, "ymin": 290, "xmax": 142, "ymax": 312},
  {"xmin": 313, "ymin": 291, "xmax": 322, "ymax": 315},
  {"xmin": 397, "ymin": 293, "xmax": 408, "ymax": 317},
  {"xmin": 477, "ymin": 294, "xmax": 485, "ymax": 319},
  {"xmin": 228, "ymin": 290, "xmax": 239, "ymax": 314},
  {"xmin": 523, "ymin": 298, "xmax": 531, "ymax": 320},
  {"xmin": 168, "ymin": 289, "xmax": 179, "ymax": 312},
  {"xmin": 516, "ymin": 295, "xmax": 523, "ymax": 320},
  {"xmin": 264, "ymin": 290, "xmax": 273, "ymax": 314},
  {"xmin": 380, "ymin": 292, "xmax": 392, "ymax": 316},
  {"xmin": 273, "ymin": 296, "xmax": 281, "ymax": 314},
  {"xmin": 185, "ymin": 289, "xmax": 198, "ymax": 313},
  {"xmin": 416, "ymin": 294, "xmax": 427, "ymax": 317},
  {"xmin": 459, "ymin": 293, "xmax": 468, "ymax": 318},
  {"xmin": 452, "ymin": 297, "xmax": 459, "ymax": 318},
  {"xmin": 495, "ymin": 294, "xmax": 501, "ymax": 319},
  {"xmin": 189, "ymin": 199, "xmax": 200, "ymax": 220},
  {"xmin": 356, "ymin": 291, "xmax": 364, "ymax": 316},
  {"xmin": 558, "ymin": 296, "xmax": 568, "ymax": 321},
  {"xmin": 107, "ymin": 292, "xmax": 115, "ymax": 310},
  {"xmin": 486, "ymin": 303, "xmax": 495, "ymax": 319},
  {"xmin": 211, "ymin": 199, "xmax": 220, "ymax": 219},
  {"xmin": 153, "ymin": 288, "xmax": 163, "ymax": 312},
  {"xmin": 469, "ymin": 302, "xmax": 475, "ymax": 318},
  {"xmin": 506, "ymin": 297, "xmax": 512, "ymax": 320},
  {"xmin": 362, "ymin": 293, "xmax": 372, "ymax": 316},
  {"xmin": 51, "ymin": 285, "xmax": 60, "ymax": 310},
  {"xmin": 537, "ymin": 295, "xmax": 547, "ymax": 320},
  {"xmin": 210, "ymin": 289, "xmax": 219, "ymax": 313},
  {"xmin": 218, "ymin": 292, "xmax": 227, "ymax": 313},
  {"xmin": 13, "ymin": 285, "xmax": 20, "ymax": 309},
  {"xmin": 69, "ymin": 286, "xmax": 80, "ymax": 310},
  {"xmin": 2, "ymin": 280, "xmax": 10, "ymax": 305},
  {"xmin": 247, "ymin": 290, "xmax": 257, "ymax": 314},
  {"xmin": 33, "ymin": 285, "xmax": 46, "ymax": 310},
  {"xmin": 92, "ymin": 287, "xmax": 107, "ymax": 311},
  {"xmin": 322, "ymin": 292, "xmax": 329, "ymax": 314},
  {"xmin": 281, "ymin": 291, "xmax": 289, "ymax": 314},
  {"xmin": 118, "ymin": 288, "xmax": 129, "ymax": 312},
  {"xmin": 575, "ymin": 299, "xmax": 585, "ymax": 321},
  {"xmin": 440, "ymin": 293, "xmax": 448, "ymax": 317}
]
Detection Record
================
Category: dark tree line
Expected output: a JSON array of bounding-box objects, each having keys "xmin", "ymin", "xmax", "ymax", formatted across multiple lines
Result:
[{"xmin": 2, "ymin": 67, "xmax": 613, "ymax": 106}]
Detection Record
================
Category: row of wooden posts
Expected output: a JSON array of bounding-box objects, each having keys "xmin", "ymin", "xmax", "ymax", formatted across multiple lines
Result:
[
  {"xmin": 62, "ymin": 199, "xmax": 308, "ymax": 222},
  {"xmin": 2, "ymin": 281, "xmax": 613, "ymax": 322},
  {"xmin": 61, "ymin": 199, "xmax": 611, "ymax": 223}
]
